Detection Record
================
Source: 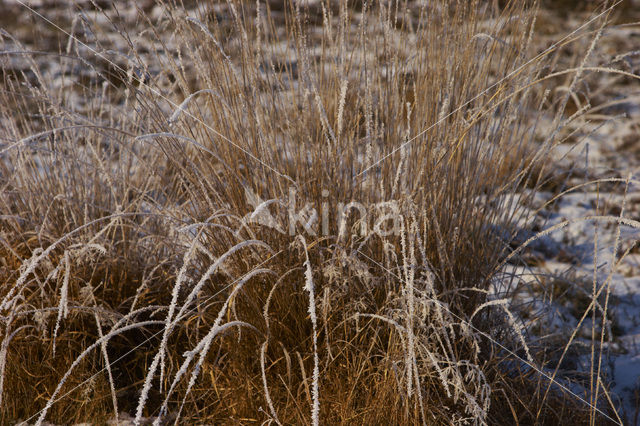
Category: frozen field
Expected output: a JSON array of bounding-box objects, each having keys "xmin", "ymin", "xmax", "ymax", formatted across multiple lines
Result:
[{"xmin": 1, "ymin": 0, "xmax": 640, "ymax": 424}]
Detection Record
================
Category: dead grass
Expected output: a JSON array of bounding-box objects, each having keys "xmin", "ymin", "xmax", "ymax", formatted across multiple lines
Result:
[{"xmin": 0, "ymin": 0, "xmax": 634, "ymax": 424}]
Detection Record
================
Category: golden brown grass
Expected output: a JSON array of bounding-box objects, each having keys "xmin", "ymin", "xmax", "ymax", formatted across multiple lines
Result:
[{"xmin": 0, "ymin": 0, "xmax": 633, "ymax": 424}]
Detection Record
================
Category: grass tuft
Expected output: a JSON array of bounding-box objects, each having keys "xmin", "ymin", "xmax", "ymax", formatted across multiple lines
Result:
[{"xmin": 0, "ymin": 0, "xmax": 635, "ymax": 424}]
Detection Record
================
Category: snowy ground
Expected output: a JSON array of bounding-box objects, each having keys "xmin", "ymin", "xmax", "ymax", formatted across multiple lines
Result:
[{"xmin": 491, "ymin": 14, "xmax": 640, "ymax": 419}]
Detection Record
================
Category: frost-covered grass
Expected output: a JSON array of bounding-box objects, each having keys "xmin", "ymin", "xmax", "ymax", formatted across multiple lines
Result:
[{"xmin": 0, "ymin": 0, "xmax": 637, "ymax": 424}]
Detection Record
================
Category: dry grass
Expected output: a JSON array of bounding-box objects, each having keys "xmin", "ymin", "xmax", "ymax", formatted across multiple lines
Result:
[{"xmin": 0, "ymin": 0, "xmax": 634, "ymax": 424}]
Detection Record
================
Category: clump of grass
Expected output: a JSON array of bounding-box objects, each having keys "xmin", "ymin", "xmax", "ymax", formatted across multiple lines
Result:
[{"xmin": 0, "ymin": 0, "xmax": 632, "ymax": 424}]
